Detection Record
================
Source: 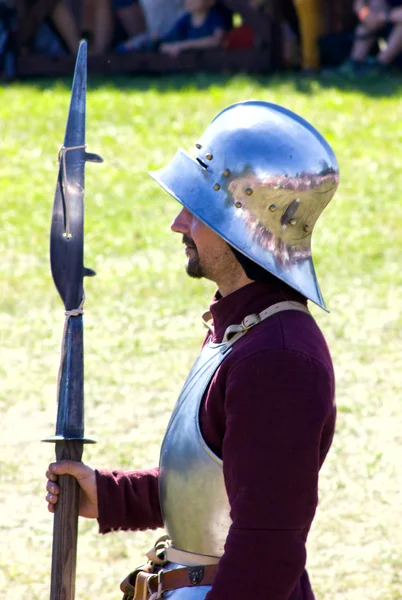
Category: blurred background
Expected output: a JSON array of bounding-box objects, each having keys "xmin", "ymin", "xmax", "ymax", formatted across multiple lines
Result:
[{"xmin": 0, "ymin": 0, "xmax": 399, "ymax": 79}]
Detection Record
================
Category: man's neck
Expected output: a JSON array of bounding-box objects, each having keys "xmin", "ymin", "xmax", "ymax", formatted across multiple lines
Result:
[{"xmin": 217, "ymin": 273, "xmax": 255, "ymax": 298}]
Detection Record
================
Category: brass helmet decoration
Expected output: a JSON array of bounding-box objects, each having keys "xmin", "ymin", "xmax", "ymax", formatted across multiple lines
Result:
[{"xmin": 150, "ymin": 101, "xmax": 339, "ymax": 310}]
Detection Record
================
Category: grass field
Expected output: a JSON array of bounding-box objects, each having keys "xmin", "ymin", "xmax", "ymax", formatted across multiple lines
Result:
[{"xmin": 0, "ymin": 71, "xmax": 401, "ymax": 600}]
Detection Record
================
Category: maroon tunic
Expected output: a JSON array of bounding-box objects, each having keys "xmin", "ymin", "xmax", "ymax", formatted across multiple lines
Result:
[{"xmin": 96, "ymin": 281, "xmax": 336, "ymax": 599}]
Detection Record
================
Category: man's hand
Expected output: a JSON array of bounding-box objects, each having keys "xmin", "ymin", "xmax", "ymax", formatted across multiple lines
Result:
[{"xmin": 45, "ymin": 460, "xmax": 99, "ymax": 519}]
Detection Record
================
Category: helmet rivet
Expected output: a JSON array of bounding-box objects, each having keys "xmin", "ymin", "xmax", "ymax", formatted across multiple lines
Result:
[
  {"xmin": 235, "ymin": 201, "xmax": 242, "ymax": 209},
  {"xmin": 223, "ymin": 169, "xmax": 231, "ymax": 177},
  {"xmin": 289, "ymin": 218, "xmax": 297, "ymax": 226},
  {"xmin": 303, "ymin": 224, "xmax": 311, "ymax": 233},
  {"xmin": 205, "ymin": 153, "xmax": 213, "ymax": 160},
  {"xmin": 269, "ymin": 204, "xmax": 276, "ymax": 212},
  {"xmin": 245, "ymin": 188, "xmax": 253, "ymax": 196},
  {"xmin": 196, "ymin": 143, "xmax": 202, "ymax": 149},
  {"xmin": 213, "ymin": 184, "xmax": 220, "ymax": 191}
]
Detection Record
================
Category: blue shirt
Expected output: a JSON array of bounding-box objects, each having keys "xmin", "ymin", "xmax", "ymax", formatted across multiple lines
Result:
[{"xmin": 163, "ymin": 7, "xmax": 226, "ymax": 43}]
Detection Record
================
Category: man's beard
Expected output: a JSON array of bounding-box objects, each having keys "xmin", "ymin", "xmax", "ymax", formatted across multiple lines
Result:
[{"xmin": 182, "ymin": 235, "xmax": 204, "ymax": 279}]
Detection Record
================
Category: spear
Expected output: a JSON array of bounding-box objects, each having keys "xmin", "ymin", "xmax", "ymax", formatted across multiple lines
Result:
[{"xmin": 43, "ymin": 40, "xmax": 102, "ymax": 600}]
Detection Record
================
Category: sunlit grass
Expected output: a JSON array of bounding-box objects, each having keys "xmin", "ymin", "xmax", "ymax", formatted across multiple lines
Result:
[{"xmin": 0, "ymin": 72, "xmax": 401, "ymax": 599}]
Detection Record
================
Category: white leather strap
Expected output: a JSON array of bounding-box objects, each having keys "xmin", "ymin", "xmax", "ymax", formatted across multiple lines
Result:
[{"xmin": 222, "ymin": 300, "xmax": 311, "ymax": 350}]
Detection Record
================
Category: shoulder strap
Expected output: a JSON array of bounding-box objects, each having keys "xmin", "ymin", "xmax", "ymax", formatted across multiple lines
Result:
[{"xmin": 222, "ymin": 301, "xmax": 311, "ymax": 350}]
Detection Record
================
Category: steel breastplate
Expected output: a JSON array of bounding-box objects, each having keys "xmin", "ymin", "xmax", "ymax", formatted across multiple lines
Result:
[
  {"xmin": 159, "ymin": 338, "xmax": 232, "ymax": 558},
  {"xmin": 157, "ymin": 301, "xmax": 310, "ymax": 598},
  {"xmin": 159, "ymin": 301, "xmax": 310, "ymax": 565}
]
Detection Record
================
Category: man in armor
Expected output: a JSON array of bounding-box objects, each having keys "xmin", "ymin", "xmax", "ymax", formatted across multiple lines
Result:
[{"xmin": 45, "ymin": 101, "xmax": 339, "ymax": 599}]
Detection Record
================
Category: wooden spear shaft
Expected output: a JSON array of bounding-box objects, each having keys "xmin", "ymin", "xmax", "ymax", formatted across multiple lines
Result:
[{"xmin": 50, "ymin": 440, "xmax": 83, "ymax": 600}]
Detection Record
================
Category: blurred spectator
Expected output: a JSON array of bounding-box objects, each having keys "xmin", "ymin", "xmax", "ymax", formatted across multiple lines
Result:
[
  {"xmin": 160, "ymin": 0, "xmax": 226, "ymax": 56},
  {"xmin": 28, "ymin": 0, "xmax": 113, "ymax": 56},
  {"xmin": 116, "ymin": 0, "xmax": 184, "ymax": 53},
  {"xmin": 117, "ymin": 0, "xmax": 227, "ymax": 56},
  {"xmin": 281, "ymin": 20, "xmax": 300, "ymax": 68},
  {"xmin": 317, "ymin": 1, "xmax": 357, "ymax": 69},
  {"xmin": 277, "ymin": 1, "xmax": 301, "ymax": 68},
  {"xmin": 140, "ymin": 0, "xmax": 184, "ymax": 38},
  {"xmin": 114, "ymin": 0, "xmax": 184, "ymax": 49},
  {"xmin": 32, "ymin": 1, "xmax": 80, "ymax": 55},
  {"xmin": 113, "ymin": 0, "xmax": 146, "ymax": 38},
  {"xmin": 336, "ymin": 0, "xmax": 402, "ymax": 75},
  {"xmin": 292, "ymin": 0, "xmax": 324, "ymax": 71},
  {"xmin": 80, "ymin": 0, "xmax": 114, "ymax": 55},
  {"xmin": 223, "ymin": 20, "xmax": 255, "ymax": 50},
  {"xmin": 223, "ymin": 1, "xmax": 300, "ymax": 69},
  {"xmin": 221, "ymin": 0, "xmax": 260, "ymax": 51}
]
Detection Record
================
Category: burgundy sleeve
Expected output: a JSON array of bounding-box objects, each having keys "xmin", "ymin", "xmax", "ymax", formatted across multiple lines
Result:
[
  {"xmin": 96, "ymin": 467, "xmax": 163, "ymax": 534},
  {"xmin": 206, "ymin": 351, "xmax": 335, "ymax": 600}
]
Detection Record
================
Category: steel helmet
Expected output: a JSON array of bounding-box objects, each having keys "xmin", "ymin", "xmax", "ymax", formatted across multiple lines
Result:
[{"xmin": 150, "ymin": 101, "xmax": 339, "ymax": 309}]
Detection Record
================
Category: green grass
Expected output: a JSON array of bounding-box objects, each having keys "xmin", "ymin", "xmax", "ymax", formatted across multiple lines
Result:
[{"xmin": 0, "ymin": 71, "xmax": 401, "ymax": 599}]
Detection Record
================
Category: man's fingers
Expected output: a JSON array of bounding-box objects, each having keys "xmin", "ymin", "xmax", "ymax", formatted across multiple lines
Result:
[
  {"xmin": 47, "ymin": 459, "xmax": 85, "ymax": 479},
  {"xmin": 45, "ymin": 468, "xmax": 57, "ymax": 482},
  {"xmin": 45, "ymin": 460, "xmax": 97, "ymax": 518},
  {"xmin": 46, "ymin": 491, "xmax": 58, "ymax": 504},
  {"xmin": 46, "ymin": 489, "xmax": 58, "ymax": 514},
  {"xmin": 46, "ymin": 480, "xmax": 60, "ymax": 495}
]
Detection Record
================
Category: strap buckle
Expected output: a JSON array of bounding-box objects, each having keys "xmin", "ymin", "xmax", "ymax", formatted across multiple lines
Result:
[
  {"xmin": 241, "ymin": 313, "xmax": 261, "ymax": 331},
  {"xmin": 148, "ymin": 570, "xmax": 163, "ymax": 600}
]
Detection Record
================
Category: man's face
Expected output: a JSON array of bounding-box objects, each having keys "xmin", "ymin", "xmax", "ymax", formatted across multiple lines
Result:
[{"xmin": 170, "ymin": 207, "xmax": 240, "ymax": 284}]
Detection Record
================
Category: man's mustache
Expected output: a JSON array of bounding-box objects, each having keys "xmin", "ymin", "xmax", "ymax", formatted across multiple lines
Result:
[{"xmin": 182, "ymin": 235, "xmax": 197, "ymax": 250}]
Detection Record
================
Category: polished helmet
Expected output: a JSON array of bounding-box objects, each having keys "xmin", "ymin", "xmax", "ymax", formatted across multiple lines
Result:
[{"xmin": 150, "ymin": 101, "xmax": 339, "ymax": 310}]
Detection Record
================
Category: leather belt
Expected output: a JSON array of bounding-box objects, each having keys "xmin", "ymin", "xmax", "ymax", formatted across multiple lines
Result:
[
  {"xmin": 148, "ymin": 564, "xmax": 218, "ymax": 594},
  {"xmin": 128, "ymin": 565, "xmax": 219, "ymax": 599}
]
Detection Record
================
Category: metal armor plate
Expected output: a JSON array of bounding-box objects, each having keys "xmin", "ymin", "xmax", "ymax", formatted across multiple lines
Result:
[{"xmin": 159, "ymin": 340, "xmax": 232, "ymax": 558}]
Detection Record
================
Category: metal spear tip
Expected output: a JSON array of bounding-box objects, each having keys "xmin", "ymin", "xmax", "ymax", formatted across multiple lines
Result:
[
  {"xmin": 64, "ymin": 40, "xmax": 87, "ymax": 149},
  {"xmin": 76, "ymin": 39, "xmax": 88, "ymax": 71}
]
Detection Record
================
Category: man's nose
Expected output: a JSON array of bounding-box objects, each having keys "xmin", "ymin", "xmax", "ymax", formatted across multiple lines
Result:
[{"xmin": 171, "ymin": 208, "xmax": 190, "ymax": 233}]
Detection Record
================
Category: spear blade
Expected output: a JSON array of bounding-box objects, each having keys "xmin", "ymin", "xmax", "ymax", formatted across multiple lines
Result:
[
  {"xmin": 50, "ymin": 40, "xmax": 86, "ymax": 312},
  {"xmin": 43, "ymin": 40, "xmax": 100, "ymax": 600}
]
